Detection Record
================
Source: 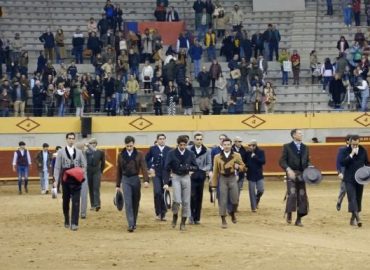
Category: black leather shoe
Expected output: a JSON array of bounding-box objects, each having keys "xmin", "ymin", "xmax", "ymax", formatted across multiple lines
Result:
[
  {"xmin": 286, "ymin": 213, "xmax": 292, "ymax": 224},
  {"xmin": 336, "ymin": 203, "xmax": 341, "ymax": 211},
  {"xmin": 230, "ymin": 212, "xmax": 237, "ymax": 224},
  {"xmin": 350, "ymin": 217, "xmax": 356, "ymax": 226},
  {"xmin": 95, "ymin": 206, "xmax": 101, "ymax": 212},
  {"xmin": 127, "ymin": 226, "xmax": 134, "ymax": 232},
  {"xmin": 172, "ymin": 214, "xmax": 178, "ymax": 228},
  {"xmin": 295, "ymin": 219, "xmax": 303, "ymax": 227}
]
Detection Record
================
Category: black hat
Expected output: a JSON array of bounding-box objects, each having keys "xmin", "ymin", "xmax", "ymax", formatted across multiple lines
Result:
[
  {"xmin": 163, "ymin": 189, "xmax": 171, "ymax": 209},
  {"xmin": 302, "ymin": 167, "xmax": 323, "ymax": 185},
  {"xmin": 355, "ymin": 166, "xmax": 370, "ymax": 185},
  {"xmin": 113, "ymin": 190, "xmax": 124, "ymax": 211}
]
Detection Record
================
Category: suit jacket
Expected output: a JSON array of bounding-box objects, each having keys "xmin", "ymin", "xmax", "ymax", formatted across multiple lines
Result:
[
  {"xmin": 279, "ymin": 141, "xmax": 310, "ymax": 173},
  {"xmin": 211, "ymin": 151, "xmax": 246, "ymax": 187},
  {"xmin": 145, "ymin": 145, "xmax": 172, "ymax": 177},
  {"xmin": 86, "ymin": 148, "xmax": 105, "ymax": 173},
  {"xmin": 35, "ymin": 150, "xmax": 52, "ymax": 172},
  {"xmin": 53, "ymin": 147, "xmax": 86, "ymax": 184},
  {"xmin": 340, "ymin": 145, "xmax": 369, "ymax": 184},
  {"xmin": 336, "ymin": 145, "xmax": 349, "ymax": 174}
]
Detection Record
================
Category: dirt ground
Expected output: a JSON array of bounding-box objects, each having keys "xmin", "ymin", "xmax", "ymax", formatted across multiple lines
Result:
[{"xmin": 1, "ymin": 178, "xmax": 370, "ymax": 270}]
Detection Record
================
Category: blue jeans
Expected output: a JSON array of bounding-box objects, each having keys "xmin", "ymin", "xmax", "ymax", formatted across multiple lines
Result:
[
  {"xmin": 128, "ymin": 93, "xmax": 137, "ymax": 111},
  {"xmin": 55, "ymin": 46, "xmax": 62, "ymax": 64},
  {"xmin": 74, "ymin": 46, "xmax": 83, "ymax": 64},
  {"xmin": 0, "ymin": 108, "xmax": 9, "ymax": 117},
  {"xmin": 248, "ymin": 179, "xmax": 264, "ymax": 211},
  {"xmin": 282, "ymin": 70, "xmax": 288, "ymax": 85},
  {"xmin": 130, "ymin": 66, "xmax": 139, "ymax": 79},
  {"xmin": 116, "ymin": 92, "xmax": 123, "ymax": 112},
  {"xmin": 269, "ymin": 41, "xmax": 279, "ymax": 61},
  {"xmin": 39, "ymin": 170, "xmax": 49, "ymax": 191},
  {"xmin": 207, "ymin": 46, "xmax": 216, "ymax": 61},
  {"xmin": 323, "ymin": 76, "xmax": 332, "ymax": 90},
  {"xmin": 360, "ymin": 89, "xmax": 369, "ymax": 111},
  {"xmin": 58, "ymin": 102, "xmax": 65, "ymax": 116},
  {"xmin": 17, "ymin": 165, "xmax": 29, "ymax": 192},
  {"xmin": 198, "ymin": 25, "xmax": 208, "ymax": 42},
  {"xmin": 193, "ymin": 59, "xmax": 201, "ymax": 78},
  {"xmin": 344, "ymin": 8, "xmax": 352, "ymax": 26},
  {"xmin": 326, "ymin": 0, "xmax": 333, "ymax": 15}
]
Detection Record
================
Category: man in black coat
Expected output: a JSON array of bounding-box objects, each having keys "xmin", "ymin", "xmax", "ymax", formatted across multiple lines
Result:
[
  {"xmin": 340, "ymin": 134, "xmax": 369, "ymax": 227},
  {"xmin": 279, "ymin": 129, "xmax": 311, "ymax": 227}
]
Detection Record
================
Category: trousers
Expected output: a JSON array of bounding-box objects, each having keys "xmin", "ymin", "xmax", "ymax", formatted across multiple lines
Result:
[
  {"xmin": 87, "ymin": 167, "xmax": 101, "ymax": 208},
  {"xmin": 285, "ymin": 177, "xmax": 308, "ymax": 216},
  {"xmin": 153, "ymin": 175, "xmax": 167, "ymax": 217},
  {"xmin": 172, "ymin": 174, "xmax": 191, "ymax": 217},
  {"xmin": 219, "ymin": 175, "xmax": 239, "ymax": 216},
  {"xmin": 122, "ymin": 175, "xmax": 141, "ymax": 227},
  {"xmin": 190, "ymin": 170, "xmax": 206, "ymax": 222},
  {"xmin": 62, "ymin": 180, "xmax": 82, "ymax": 226}
]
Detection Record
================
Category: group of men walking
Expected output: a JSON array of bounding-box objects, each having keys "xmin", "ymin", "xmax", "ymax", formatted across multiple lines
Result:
[{"xmin": 12, "ymin": 129, "xmax": 369, "ymax": 232}]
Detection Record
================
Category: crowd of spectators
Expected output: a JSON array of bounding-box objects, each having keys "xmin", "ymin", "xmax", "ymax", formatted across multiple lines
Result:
[{"xmin": 0, "ymin": 0, "xmax": 369, "ymax": 117}]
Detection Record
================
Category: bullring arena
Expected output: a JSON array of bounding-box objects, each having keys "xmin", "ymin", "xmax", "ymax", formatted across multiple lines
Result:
[{"xmin": 1, "ymin": 0, "xmax": 370, "ymax": 269}]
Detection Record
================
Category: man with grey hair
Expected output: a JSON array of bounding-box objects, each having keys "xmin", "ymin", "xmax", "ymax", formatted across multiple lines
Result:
[
  {"xmin": 245, "ymin": 139, "xmax": 266, "ymax": 212},
  {"xmin": 164, "ymin": 135, "xmax": 198, "ymax": 230},
  {"xmin": 188, "ymin": 132, "xmax": 212, "ymax": 224}
]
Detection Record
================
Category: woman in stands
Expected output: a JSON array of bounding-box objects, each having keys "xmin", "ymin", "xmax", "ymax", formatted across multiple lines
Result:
[{"xmin": 263, "ymin": 82, "xmax": 277, "ymax": 114}]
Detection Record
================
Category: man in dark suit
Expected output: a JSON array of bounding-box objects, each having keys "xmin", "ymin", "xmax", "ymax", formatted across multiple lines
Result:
[
  {"xmin": 86, "ymin": 138, "xmax": 105, "ymax": 212},
  {"xmin": 145, "ymin": 134, "xmax": 172, "ymax": 221},
  {"xmin": 279, "ymin": 129, "xmax": 311, "ymax": 227},
  {"xmin": 340, "ymin": 134, "xmax": 369, "ymax": 227}
]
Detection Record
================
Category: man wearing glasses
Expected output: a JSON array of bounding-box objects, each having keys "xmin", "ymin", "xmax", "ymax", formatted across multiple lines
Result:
[
  {"xmin": 54, "ymin": 133, "xmax": 86, "ymax": 231},
  {"xmin": 279, "ymin": 129, "xmax": 310, "ymax": 227},
  {"xmin": 86, "ymin": 138, "xmax": 105, "ymax": 212},
  {"xmin": 340, "ymin": 134, "xmax": 369, "ymax": 227},
  {"xmin": 164, "ymin": 135, "xmax": 198, "ymax": 231},
  {"xmin": 245, "ymin": 139, "xmax": 266, "ymax": 212},
  {"xmin": 189, "ymin": 132, "xmax": 212, "ymax": 224}
]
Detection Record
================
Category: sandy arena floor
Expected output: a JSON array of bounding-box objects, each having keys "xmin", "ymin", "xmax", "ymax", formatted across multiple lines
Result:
[{"xmin": 1, "ymin": 178, "xmax": 370, "ymax": 270}]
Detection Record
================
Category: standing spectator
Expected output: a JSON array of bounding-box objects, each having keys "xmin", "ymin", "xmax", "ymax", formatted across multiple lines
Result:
[
  {"xmin": 37, "ymin": 51, "xmax": 47, "ymax": 74},
  {"xmin": 176, "ymin": 32, "xmax": 190, "ymax": 54},
  {"xmin": 291, "ymin": 50, "xmax": 301, "ymax": 85},
  {"xmin": 11, "ymin": 80, "xmax": 27, "ymax": 117},
  {"xmin": 115, "ymin": 4, "xmax": 123, "ymax": 32},
  {"xmin": 327, "ymin": 0, "xmax": 333, "ymax": 15},
  {"xmin": 10, "ymin": 33, "xmax": 24, "ymax": 63},
  {"xmin": 39, "ymin": 29, "xmax": 55, "ymax": 62},
  {"xmin": 126, "ymin": 74, "xmax": 139, "ymax": 113},
  {"xmin": 153, "ymin": 79, "xmax": 164, "ymax": 115},
  {"xmin": 53, "ymin": 133, "xmax": 86, "ymax": 231},
  {"xmin": 164, "ymin": 135, "xmax": 198, "ymax": 231},
  {"xmin": 103, "ymin": 72, "xmax": 115, "ymax": 99},
  {"xmin": 128, "ymin": 48, "xmax": 140, "ymax": 79},
  {"xmin": 220, "ymin": 31, "xmax": 234, "ymax": 61},
  {"xmin": 166, "ymin": 80, "xmax": 178, "ymax": 115},
  {"xmin": 263, "ymin": 81, "xmax": 277, "ymax": 114},
  {"xmin": 157, "ymin": 0, "xmax": 169, "ymax": 7},
  {"xmin": 67, "ymin": 61, "xmax": 78, "ymax": 79},
  {"xmin": 197, "ymin": 8, "xmax": 211, "ymax": 42},
  {"xmin": 213, "ymin": 2, "xmax": 228, "ymax": 38},
  {"xmin": 166, "ymin": 6, "xmax": 180, "ymax": 22},
  {"xmin": 205, "ymin": 0, "xmax": 215, "ymax": 27},
  {"xmin": 355, "ymin": 76, "xmax": 369, "ymax": 111},
  {"xmin": 115, "ymin": 136, "xmax": 150, "ymax": 232},
  {"xmin": 141, "ymin": 29, "xmax": 154, "ymax": 62},
  {"xmin": 189, "ymin": 39, "xmax": 203, "ymax": 78},
  {"xmin": 45, "ymin": 84, "xmax": 55, "ymax": 117},
  {"xmin": 269, "ymin": 25, "xmax": 281, "ymax": 61},
  {"xmin": 354, "ymin": 28, "xmax": 366, "ymax": 47},
  {"xmin": 353, "ymin": 0, "xmax": 361, "ymax": 26},
  {"xmin": 366, "ymin": 3, "xmax": 370, "ymax": 26},
  {"xmin": 193, "ymin": 0, "xmax": 206, "ymax": 31},
  {"xmin": 232, "ymin": 136, "xmax": 248, "ymax": 206},
  {"xmin": 73, "ymin": 82, "xmax": 84, "ymax": 117},
  {"xmin": 72, "ymin": 28, "xmax": 84, "ymax": 64},
  {"xmin": 87, "ymin": 18, "xmax": 98, "ymax": 37},
  {"xmin": 239, "ymin": 58, "xmax": 250, "ymax": 97},
  {"xmin": 329, "ymin": 74, "xmax": 346, "ymax": 109},
  {"xmin": 245, "ymin": 139, "xmax": 266, "ymax": 212},
  {"xmin": 12, "ymin": 141, "xmax": 32, "ymax": 194},
  {"xmin": 86, "ymin": 138, "xmax": 105, "ymax": 211},
  {"xmin": 92, "ymin": 75, "xmax": 103, "ymax": 112},
  {"xmin": 228, "ymin": 83, "xmax": 244, "ymax": 114},
  {"xmin": 55, "ymin": 28, "xmax": 65, "ymax": 64},
  {"xmin": 98, "ymin": 14, "xmax": 110, "ymax": 46},
  {"xmin": 240, "ymin": 31, "xmax": 253, "ymax": 62},
  {"xmin": 209, "ymin": 58, "xmax": 221, "ymax": 95},
  {"xmin": 310, "ymin": 50, "xmax": 321, "ymax": 84},
  {"xmin": 343, "ymin": 2, "xmax": 353, "ymax": 28},
  {"xmin": 179, "ymin": 77, "xmax": 194, "ymax": 115},
  {"xmin": 251, "ymin": 30, "xmax": 264, "ymax": 59},
  {"xmin": 0, "ymin": 87, "xmax": 11, "ymax": 117},
  {"xmin": 337, "ymin": 36, "xmax": 349, "ymax": 53},
  {"xmin": 321, "ymin": 58, "xmax": 335, "ymax": 92},
  {"xmin": 35, "ymin": 143, "xmax": 52, "ymax": 194},
  {"xmin": 87, "ymin": 32, "xmax": 102, "ymax": 64},
  {"xmin": 197, "ymin": 66, "xmax": 211, "ymax": 97},
  {"xmin": 230, "ymin": 4, "xmax": 243, "ymax": 32},
  {"xmin": 141, "ymin": 60, "xmax": 154, "ymax": 92},
  {"xmin": 154, "ymin": 3, "xmax": 167, "ymax": 22},
  {"xmin": 204, "ymin": 28, "xmax": 216, "ymax": 61},
  {"xmin": 32, "ymin": 79, "xmax": 45, "ymax": 117},
  {"xmin": 104, "ymin": 0, "xmax": 115, "ymax": 29},
  {"xmin": 278, "ymin": 48, "xmax": 290, "ymax": 85},
  {"xmin": 18, "ymin": 51, "xmax": 28, "ymax": 76}
]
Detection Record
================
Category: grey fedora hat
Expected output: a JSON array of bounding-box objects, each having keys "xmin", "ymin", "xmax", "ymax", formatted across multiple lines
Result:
[
  {"xmin": 113, "ymin": 190, "xmax": 124, "ymax": 211},
  {"xmin": 302, "ymin": 167, "xmax": 323, "ymax": 185},
  {"xmin": 164, "ymin": 189, "xmax": 172, "ymax": 209},
  {"xmin": 355, "ymin": 166, "xmax": 370, "ymax": 185}
]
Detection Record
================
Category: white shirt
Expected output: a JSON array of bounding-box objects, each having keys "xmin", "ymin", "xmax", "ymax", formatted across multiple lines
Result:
[
  {"xmin": 158, "ymin": 145, "xmax": 165, "ymax": 152},
  {"xmin": 42, "ymin": 151, "xmax": 48, "ymax": 171},
  {"xmin": 127, "ymin": 150, "xmax": 133, "ymax": 157},
  {"xmin": 223, "ymin": 151, "xmax": 231, "ymax": 158},
  {"xmin": 357, "ymin": 80, "xmax": 369, "ymax": 91},
  {"xmin": 66, "ymin": 145, "xmax": 75, "ymax": 157},
  {"xmin": 178, "ymin": 148, "xmax": 185, "ymax": 155},
  {"xmin": 12, "ymin": 149, "xmax": 32, "ymax": 166},
  {"xmin": 195, "ymin": 146, "xmax": 202, "ymax": 155}
]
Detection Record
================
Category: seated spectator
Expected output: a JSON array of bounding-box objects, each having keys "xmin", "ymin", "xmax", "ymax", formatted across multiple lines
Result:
[
  {"xmin": 263, "ymin": 81, "xmax": 276, "ymax": 114},
  {"xmin": 154, "ymin": 3, "xmax": 167, "ymax": 22},
  {"xmin": 166, "ymin": 6, "xmax": 179, "ymax": 22},
  {"xmin": 228, "ymin": 83, "xmax": 244, "ymax": 114}
]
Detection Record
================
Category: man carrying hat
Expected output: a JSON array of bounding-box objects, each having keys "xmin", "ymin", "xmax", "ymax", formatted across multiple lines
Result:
[
  {"xmin": 340, "ymin": 135, "xmax": 369, "ymax": 227},
  {"xmin": 86, "ymin": 138, "xmax": 105, "ymax": 212},
  {"xmin": 279, "ymin": 129, "xmax": 311, "ymax": 227},
  {"xmin": 245, "ymin": 139, "xmax": 266, "ymax": 212},
  {"xmin": 335, "ymin": 135, "xmax": 352, "ymax": 211},
  {"xmin": 53, "ymin": 133, "xmax": 86, "ymax": 231},
  {"xmin": 12, "ymin": 141, "xmax": 32, "ymax": 194},
  {"xmin": 232, "ymin": 136, "xmax": 248, "ymax": 207},
  {"xmin": 145, "ymin": 133, "xmax": 172, "ymax": 221},
  {"xmin": 116, "ymin": 136, "xmax": 149, "ymax": 232},
  {"xmin": 211, "ymin": 137, "xmax": 245, "ymax": 228}
]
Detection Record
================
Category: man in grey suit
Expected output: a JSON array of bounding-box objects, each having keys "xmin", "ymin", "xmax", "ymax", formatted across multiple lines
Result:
[
  {"xmin": 86, "ymin": 138, "xmax": 105, "ymax": 211},
  {"xmin": 279, "ymin": 129, "xmax": 311, "ymax": 227},
  {"xmin": 54, "ymin": 133, "xmax": 86, "ymax": 231}
]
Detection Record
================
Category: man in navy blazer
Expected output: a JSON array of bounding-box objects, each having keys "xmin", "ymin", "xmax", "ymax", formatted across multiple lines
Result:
[
  {"xmin": 145, "ymin": 134, "xmax": 172, "ymax": 221},
  {"xmin": 279, "ymin": 129, "xmax": 311, "ymax": 227}
]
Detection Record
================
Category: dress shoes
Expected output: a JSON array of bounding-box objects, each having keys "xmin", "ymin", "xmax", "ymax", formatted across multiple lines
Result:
[
  {"xmin": 95, "ymin": 206, "xmax": 101, "ymax": 212},
  {"xmin": 70, "ymin": 224, "xmax": 79, "ymax": 231},
  {"xmin": 286, "ymin": 212, "xmax": 292, "ymax": 224},
  {"xmin": 295, "ymin": 219, "xmax": 303, "ymax": 227},
  {"xmin": 336, "ymin": 203, "xmax": 341, "ymax": 211},
  {"xmin": 127, "ymin": 226, "xmax": 135, "ymax": 232}
]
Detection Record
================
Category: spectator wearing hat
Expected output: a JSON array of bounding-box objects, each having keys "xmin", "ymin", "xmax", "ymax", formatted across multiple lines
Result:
[
  {"xmin": 340, "ymin": 134, "xmax": 369, "ymax": 227},
  {"xmin": 245, "ymin": 139, "xmax": 266, "ymax": 212},
  {"xmin": 335, "ymin": 135, "xmax": 352, "ymax": 211},
  {"xmin": 12, "ymin": 141, "xmax": 32, "ymax": 194},
  {"xmin": 145, "ymin": 134, "xmax": 172, "ymax": 221},
  {"xmin": 35, "ymin": 143, "xmax": 52, "ymax": 194},
  {"xmin": 232, "ymin": 136, "xmax": 248, "ymax": 206},
  {"xmin": 53, "ymin": 133, "xmax": 86, "ymax": 231},
  {"xmin": 86, "ymin": 138, "xmax": 105, "ymax": 211},
  {"xmin": 116, "ymin": 136, "xmax": 150, "ymax": 232},
  {"xmin": 188, "ymin": 132, "xmax": 212, "ymax": 224},
  {"xmin": 164, "ymin": 135, "xmax": 198, "ymax": 230},
  {"xmin": 279, "ymin": 129, "xmax": 311, "ymax": 227},
  {"xmin": 211, "ymin": 137, "xmax": 245, "ymax": 228}
]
